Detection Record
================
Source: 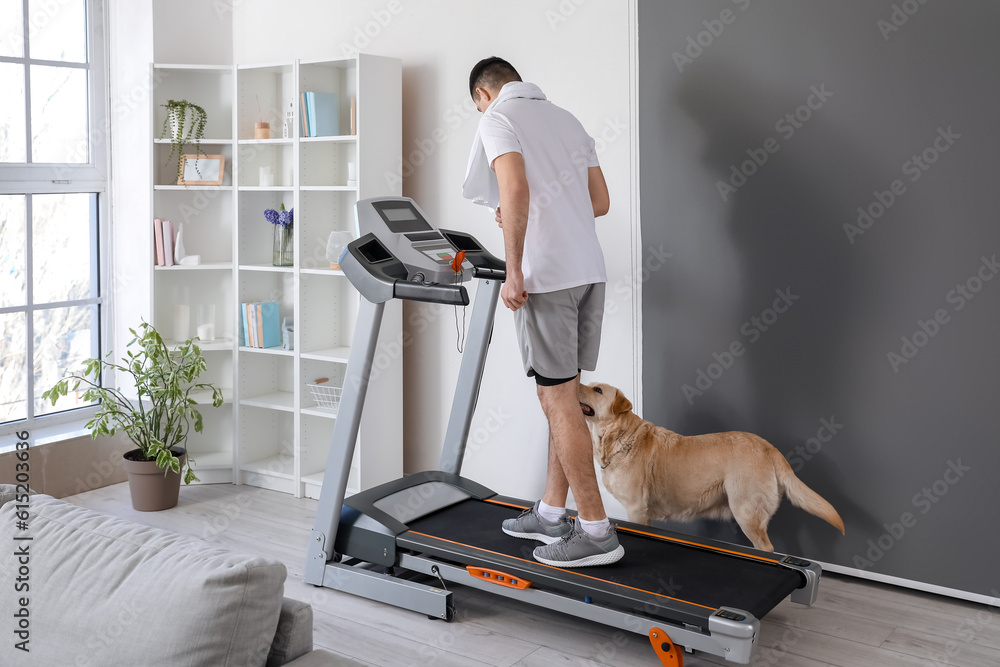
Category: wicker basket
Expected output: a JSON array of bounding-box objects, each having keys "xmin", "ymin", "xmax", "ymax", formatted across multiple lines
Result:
[{"xmin": 307, "ymin": 383, "xmax": 342, "ymax": 413}]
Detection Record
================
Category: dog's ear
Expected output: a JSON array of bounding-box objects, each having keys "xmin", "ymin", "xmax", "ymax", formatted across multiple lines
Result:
[{"xmin": 611, "ymin": 390, "xmax": 633, "ymax": 415}]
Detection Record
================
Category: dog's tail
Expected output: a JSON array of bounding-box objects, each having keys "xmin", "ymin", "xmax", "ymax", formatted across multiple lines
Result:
[{"xmin": 772, "ymin": 450, "xmax": 845, "ymax": 534}]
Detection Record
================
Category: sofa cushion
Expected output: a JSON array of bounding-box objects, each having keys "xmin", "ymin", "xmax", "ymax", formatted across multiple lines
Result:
[{"xmin": 0, "ymin": 494, "xmax": 286, "ymax": 667}]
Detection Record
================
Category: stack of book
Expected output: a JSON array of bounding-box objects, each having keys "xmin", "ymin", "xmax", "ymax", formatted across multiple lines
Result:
[
  {"xmin": 240, "ymin": 301, "xmax": 280, "ymax": 348},
  {"xmin": 153, "ymin": 218, "xmax": 176, "ymax": 266},
  {"xmin": 299, "ymin": 91, "xmax": 341, "ymax": 137}
]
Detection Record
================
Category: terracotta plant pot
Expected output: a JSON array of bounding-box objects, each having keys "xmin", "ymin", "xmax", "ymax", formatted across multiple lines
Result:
[{"xmin": 122, "ymin": 448, "xmax": 186, "ymax": 512}]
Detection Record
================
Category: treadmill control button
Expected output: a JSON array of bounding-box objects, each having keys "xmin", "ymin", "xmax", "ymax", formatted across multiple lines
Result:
[{"xmin": 716, "ymin": 610, "xmax": 747, "ymax": 622}]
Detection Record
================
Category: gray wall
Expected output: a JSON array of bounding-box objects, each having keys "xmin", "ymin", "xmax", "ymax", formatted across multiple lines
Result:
[{"xmin": 638, "ymin": 0, "xmax": 1000, "ymax": 597}]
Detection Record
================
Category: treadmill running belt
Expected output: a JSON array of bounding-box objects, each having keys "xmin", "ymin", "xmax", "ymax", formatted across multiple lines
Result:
[{"xmin": 406, "ymin": 499, "xmax": 802, "ymax": 620}]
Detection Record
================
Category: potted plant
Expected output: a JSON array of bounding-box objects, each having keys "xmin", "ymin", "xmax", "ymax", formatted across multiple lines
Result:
[
  {"xmin": 160, "ymin": 99, "xmax": 208, "ymax": 183},
  {"xmin": 42, "ymin": 322, "xmax": 223, "ymax": 511}
]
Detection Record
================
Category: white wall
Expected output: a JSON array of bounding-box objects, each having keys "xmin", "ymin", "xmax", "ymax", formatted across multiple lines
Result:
[
  {"xmin": 152, "ymin": 0, "xmax": 233, "ymax": 65},
  {"xmin": 108, "ymin": 0, "xmax": 154, "ymax": 359},
  {"xmin": 231, "ymin": 0, "xmax": 638, "ymax": 514}
]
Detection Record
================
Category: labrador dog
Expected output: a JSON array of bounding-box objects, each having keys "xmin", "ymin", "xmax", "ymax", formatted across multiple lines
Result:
[{"xmin": 578, "ymin": 382, "xmax": 844, "ymax": 552}]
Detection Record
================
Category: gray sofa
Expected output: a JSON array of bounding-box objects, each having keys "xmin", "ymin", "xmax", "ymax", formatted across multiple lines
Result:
[{"xmin": 0, "ymin": 486, "xmax": 348, "ymax": 666}]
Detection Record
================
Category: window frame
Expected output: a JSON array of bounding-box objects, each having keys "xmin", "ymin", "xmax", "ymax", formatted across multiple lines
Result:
[{"xmin": 0, "ymin": 0, "xmax": 111, "ymax": 441}]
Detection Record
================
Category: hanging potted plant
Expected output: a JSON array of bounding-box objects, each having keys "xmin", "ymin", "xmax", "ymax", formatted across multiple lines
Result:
[
  {"xmin": 160, "ymin": 99, "xmax": 208, "ymax": 183},
  {"xmin": 42, "ymin": 322, "xmax": 224, "ymax": 511}
]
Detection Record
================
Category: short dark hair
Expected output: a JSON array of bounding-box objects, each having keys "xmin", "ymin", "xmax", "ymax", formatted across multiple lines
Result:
[{"xmin": 469, "ymin": 57, "xmax": 521, "ymax": 101}]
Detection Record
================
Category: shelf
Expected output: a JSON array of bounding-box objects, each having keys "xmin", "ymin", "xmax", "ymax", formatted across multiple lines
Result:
[
  {"xmin": 301, "ymin": 406, "xmax": 338, "ymax": 419},
  {"xmin": 237, "ymin": 185, "xmax": 294, "ymax": 192},
  {"xmin": 300, "ymin": 135, "xmax": 357, "ymax": 143},
  {"xmin": 236, "ymin": 61, "xmax": 293, "ymax": 73},
  {"xmin": 239, "ymin": 346, "xmax": 295, "ymax": 357},
  {"xmin": 239, "ymin": 390, "xmax": 295, "ymax": 411},
  {"xmin": 238, "ymin": 138, "xmax": 293, "ymax": 145},
  {"xmin": 241, "ymin": 454, "xmax": 294, "ymax": 479},
  {"xmin": 300, "ymin": 185, "xmax": 357, "ymax": 192},
  {"xmin": 153, "ymin": 64, "xmax": 233, "ymax": 73},
  {"xmin": 188, "ymin": 388, "xmax": 234, "ymax": 404},
  {"xmin": 189, "ymin": 451, "xmax": 234, "ymax": 468},
  {"xmin": 301, "ymin": 469, "xmax": 360, "ymax": 498},
  {"xmin": 300, "ymin": 346, "xmax": 351, "ymax": 362},
  {"xmin": 154, "ymin": 185, "xmax": 233, "ymax": 191},
  {"xmin": 154, "ymin": 138, "xmax": 232, "ymax": 145},
  {"xmin": 238, "ymin": 263, "xmax": 294, "ymax": 273},
  {"xmin": 164, "ymin": 337, "xmax": 234, "ymax": 352},
  {"xmin": 155, "ymin": 263, "xmax": 233, "ymax": 271},
  {"xmin": 300, "ymin": 268, "xmax": 345, "ymax": 276}
]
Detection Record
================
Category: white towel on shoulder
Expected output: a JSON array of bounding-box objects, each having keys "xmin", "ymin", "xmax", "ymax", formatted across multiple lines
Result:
[{"xmin": 462, "ymin": 82, "xmax": 547, "ymax": 209}]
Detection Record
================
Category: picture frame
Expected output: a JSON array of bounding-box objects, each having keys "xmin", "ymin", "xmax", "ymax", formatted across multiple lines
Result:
[{"xmin": 177, "ymin": 154, "xmax": 225, "ymax": 186}]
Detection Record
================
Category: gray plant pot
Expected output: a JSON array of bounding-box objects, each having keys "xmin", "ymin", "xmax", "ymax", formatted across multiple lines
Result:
[{"xmin": 121, "ymin": 448, "xmax": 186, "ymax": 512}]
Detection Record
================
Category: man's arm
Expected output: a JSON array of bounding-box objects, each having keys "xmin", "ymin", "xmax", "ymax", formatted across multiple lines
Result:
[
  {"xmin": 493, "ymin": 151, "xmax": 530, "ymax": 310},
  {"xmin": 588, "ymin": 166, "xmax": 610, "ymax": 217}
]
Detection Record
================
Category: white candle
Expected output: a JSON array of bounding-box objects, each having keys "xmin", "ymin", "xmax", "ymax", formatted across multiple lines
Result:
[
  {"xmin": 197, "ymin": 323, "xmax": 215, "ymax": 342},
  {"xmin": 173, "ymin": 305, "xmax": 190, "ymax": 342}
]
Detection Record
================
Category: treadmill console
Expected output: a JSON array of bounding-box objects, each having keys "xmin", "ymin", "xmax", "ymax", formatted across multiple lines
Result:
[
  {"xmin": 340, "ymin": 197, "xmax": 506, "ymax": 305},
  {"xmin": 356, "ymin": 197, "xmax": 473, "ymax": 284}
]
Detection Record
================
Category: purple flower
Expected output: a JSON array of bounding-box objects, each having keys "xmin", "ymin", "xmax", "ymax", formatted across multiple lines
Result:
[
  {"xmin": 278, "ymin": 207, "xmax": 293, "ymax": 227},
  {"xmin": 264, "ymin": 208, "xmax": 279, "ymax": 224}
]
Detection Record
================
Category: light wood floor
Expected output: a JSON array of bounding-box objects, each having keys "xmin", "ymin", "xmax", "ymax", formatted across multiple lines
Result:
[{"xmin": 67, "ymin": 483, "xmax": 1000, "ymax": 666}]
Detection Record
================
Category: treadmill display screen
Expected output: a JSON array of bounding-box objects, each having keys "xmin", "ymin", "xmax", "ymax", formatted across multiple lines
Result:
[{"xmin": 374, "ymin": 201, "xmax": 433, "ymax": 234}]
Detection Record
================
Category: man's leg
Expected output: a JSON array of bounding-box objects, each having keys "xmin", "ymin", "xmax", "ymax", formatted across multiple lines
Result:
[
  {"xmin": 541, "ymin": 432, "xmax": 569, "ymax": 509},
  {"xmin": 537, "ymin": 376, "xmax": 606, "ymax": 522}
]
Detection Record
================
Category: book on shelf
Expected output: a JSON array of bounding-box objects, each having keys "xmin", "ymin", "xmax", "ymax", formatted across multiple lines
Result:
[
  {"xmin": 240, "ymin": 301, "xmax": 281, "ymax": 348},
  {"xmin": 300, "ymin": 92, "xmax": 310, "ymax": 138},
  {"xmin": 162, "ymin": 220, "xmax": 174, "ymax": 267},
  {"xmin": 240, "ymin": 304, "xmax": 250, "ymax": 347},
  {"xmin": 249, "ymin": 303, "xmax": 258, "ymax": 347},
  {"xmin": 153, "ymin": 218, "xmax": 165, "ymax": 265},
  {"xmin": 300, "ymin": 91, "xmax": 339, "ymax": 137}
]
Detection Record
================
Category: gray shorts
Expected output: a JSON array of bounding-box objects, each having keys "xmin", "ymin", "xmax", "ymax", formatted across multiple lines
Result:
[{"xmin": 513, "ymin": 283, "xmax": 605, "ymax": 384}]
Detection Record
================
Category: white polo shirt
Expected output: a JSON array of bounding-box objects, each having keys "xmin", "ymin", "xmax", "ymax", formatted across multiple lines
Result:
[{"xmin": 478, "ymin": 83, "xmax": 606, "ymax": 294}]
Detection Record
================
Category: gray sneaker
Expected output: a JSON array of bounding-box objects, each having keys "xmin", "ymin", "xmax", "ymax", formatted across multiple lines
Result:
[
  {"xmin": 532, "ymin": 518, "xmax": 625, "ymax": 568},
  {"xmin": 502, "ymin": 501, "xmax": 573, "ymax": 544}
]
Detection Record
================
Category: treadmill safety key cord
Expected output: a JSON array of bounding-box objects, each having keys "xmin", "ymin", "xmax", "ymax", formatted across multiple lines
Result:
[{"xmin": 451, "ymin": 250, "xmax": 467, "ymax": 353}]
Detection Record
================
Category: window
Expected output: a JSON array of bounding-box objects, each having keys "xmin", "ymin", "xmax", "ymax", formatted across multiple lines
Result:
[{"xmin": 0, "ymin": 0, "xmax": 108, "ymax": 437}]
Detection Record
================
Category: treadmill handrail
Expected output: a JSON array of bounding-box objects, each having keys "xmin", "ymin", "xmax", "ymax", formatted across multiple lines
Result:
[{"xmin": 440, "ymin": 228, "xmax": 506, "ymax": 281}]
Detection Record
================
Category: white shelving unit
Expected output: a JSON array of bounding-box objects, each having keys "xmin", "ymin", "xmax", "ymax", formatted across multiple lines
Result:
[
  {"xmin": 149, "ymin": 56, "xmax": 402, "ymax": 499},
  {"xmin": 150, "ymin": 64, "xmax": 236, "ymax": 485},
  {"xmin": 234, "ymin": 55, "xmax": 402, "ymax": 499}
]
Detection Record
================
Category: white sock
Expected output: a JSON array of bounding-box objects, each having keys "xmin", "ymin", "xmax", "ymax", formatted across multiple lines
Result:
[
  {"xmin": 537, "ymin": 501, "xmax": 566, "ymax": 523},
  {"xmin": 579, "ymin": 517, "xmax": 611, "ymax": 538}
]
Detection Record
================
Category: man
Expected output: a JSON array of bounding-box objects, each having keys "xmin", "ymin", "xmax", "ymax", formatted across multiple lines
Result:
[{"xmin": 463, "ymin": 57, "xmax": 622, "ymax": 568}]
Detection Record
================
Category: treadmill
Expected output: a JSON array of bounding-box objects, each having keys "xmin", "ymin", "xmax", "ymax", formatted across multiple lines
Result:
[{"xmin": 304, "ymin": 196, "xmax": 821, "ymax": 666}]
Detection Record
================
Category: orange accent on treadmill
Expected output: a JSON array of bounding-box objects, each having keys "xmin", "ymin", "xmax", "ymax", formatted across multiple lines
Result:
[
  {"xmin": 406, "ymin": 530, "xmax": 717, "ymax": 611},
  {"xmin": 466, "ymin": 566, "xmax": 532, "ymax": 590},
  {"xmin": 451, "ymin": 250, "xmax": 466, "ymax": 273},
  {"xmin": 649, "ymin": 627, "xmax": 684, "ymax": 666}
]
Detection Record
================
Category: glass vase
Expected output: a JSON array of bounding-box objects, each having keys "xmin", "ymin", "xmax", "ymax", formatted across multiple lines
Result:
[{"xmin": 272, "ymin": 224, "xmax": 293, "ymax": 267}]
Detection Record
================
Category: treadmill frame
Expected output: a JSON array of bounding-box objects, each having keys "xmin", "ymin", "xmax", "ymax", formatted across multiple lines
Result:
[{"xmin": 304, "ymin": 209, "xmax": 821, "ymax": 665}]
